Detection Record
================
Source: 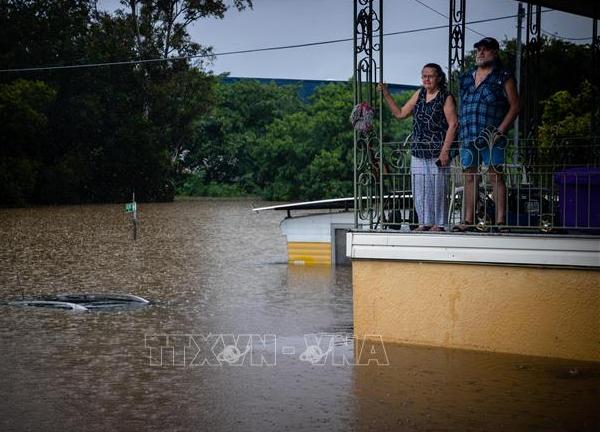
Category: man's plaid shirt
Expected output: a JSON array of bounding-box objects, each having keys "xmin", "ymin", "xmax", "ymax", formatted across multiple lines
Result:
[{"xmin": 459, "ymin": 66, "xmax": 512, "ymax": 144}]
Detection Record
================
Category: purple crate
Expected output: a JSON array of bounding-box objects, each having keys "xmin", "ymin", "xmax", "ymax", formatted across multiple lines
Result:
[{"xmin": 554, "ymin": 167, "xmax": 600, "ymax": 229}]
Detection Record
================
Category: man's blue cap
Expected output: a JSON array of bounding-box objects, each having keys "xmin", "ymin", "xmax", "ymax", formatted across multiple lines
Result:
[{"xmin": 474, "ymin": 37, "xmax": 500, "ymax": 50}]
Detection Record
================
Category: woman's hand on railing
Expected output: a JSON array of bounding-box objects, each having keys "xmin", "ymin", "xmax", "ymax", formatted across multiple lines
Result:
[{"xmin": 377, "ymin": 82, "xmax": 389, "ymax": 96}]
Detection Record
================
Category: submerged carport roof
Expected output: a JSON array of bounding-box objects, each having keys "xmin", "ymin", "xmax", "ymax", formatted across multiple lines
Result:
[{"xmin": 516, "ymin": 0, "xmax": 597, "ymax": 19}]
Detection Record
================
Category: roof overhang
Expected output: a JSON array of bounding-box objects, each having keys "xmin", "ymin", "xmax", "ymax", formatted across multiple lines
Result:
[
  {"xmin": 516, "ymin": 0, "xmax": 598, "ymax": 19},
  {"xmin": 252, "ymin": 193, "xmax": 412, "ymax": 213}
]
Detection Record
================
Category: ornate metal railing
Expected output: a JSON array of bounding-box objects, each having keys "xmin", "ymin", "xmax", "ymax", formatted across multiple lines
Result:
[
  {"xmin": 447, "ymin": 0, "xmax": 466, "ymax": 96},
  {"xmin": 353, "ymin": 0, "xmax": 383, "ymax": 229},
  {"xmin": 521, "ymin": 4, "xmax": 542, "ymax": 140},
  {"xmin": 368, "ymin": 136, "xmax": 600, "ymax": 234}
]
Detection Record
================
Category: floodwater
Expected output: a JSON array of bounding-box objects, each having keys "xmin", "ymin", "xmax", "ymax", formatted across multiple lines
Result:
[{"xmin": 0, "ymin": 199, "xmax": 598, "ymax": 432}]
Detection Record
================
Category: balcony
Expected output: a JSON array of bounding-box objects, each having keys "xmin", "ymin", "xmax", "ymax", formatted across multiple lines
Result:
[{"xmin": 354, "ymin": 136, "xmax": 600, "ymax": 235}]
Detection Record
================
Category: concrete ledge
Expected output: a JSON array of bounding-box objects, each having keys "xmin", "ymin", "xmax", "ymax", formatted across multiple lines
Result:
[{"xmin": 347, "ymin": 231, "xmax": 600, "ymax": 268}]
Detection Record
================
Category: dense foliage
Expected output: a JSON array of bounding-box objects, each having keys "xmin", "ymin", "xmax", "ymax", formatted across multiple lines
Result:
[
  {"xmin": 537, "ymin": 80, "xmax": 598, "ymax": 167},
  {"xmin": 178, "ymin": 80, "xmax": 412, "ymax": 200},
  {"xmin": 0, "ymin": 0, "xmax": 250, "ymax": 205}
]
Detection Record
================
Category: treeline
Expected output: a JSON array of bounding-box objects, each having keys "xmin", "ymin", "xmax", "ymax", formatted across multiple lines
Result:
[
  {"xmin": 0, "ymin": 0, "xmax": 251, "ymax": 206},
  {"xmin": 178, "ymin": 79, "xmax": 410, "ymax": 200}
]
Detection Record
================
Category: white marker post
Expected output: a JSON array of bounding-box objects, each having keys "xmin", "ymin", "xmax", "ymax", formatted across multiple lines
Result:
[{"xmin": 124, "ymin": 193, "xmax": 138, "ymax": 240}]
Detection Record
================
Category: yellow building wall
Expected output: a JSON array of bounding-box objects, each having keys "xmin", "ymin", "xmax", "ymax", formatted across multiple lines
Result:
[
  {"xmin": 353, "ymin": 260, "xmax": 600, "ymax": 362},
  {"xmin": 288, "ymin": 242, "xmax": 331, "ymax": 265}
]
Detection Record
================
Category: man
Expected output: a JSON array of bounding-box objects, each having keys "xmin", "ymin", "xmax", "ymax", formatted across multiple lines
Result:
[{"xmin": 455, "ymin": 37, "xmax": 520, "ymax": 232}]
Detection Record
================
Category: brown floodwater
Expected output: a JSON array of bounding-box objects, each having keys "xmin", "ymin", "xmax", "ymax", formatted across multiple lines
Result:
[{"xmin": 0, "ymin": 199, "xmax": 598, "ymax": 431}]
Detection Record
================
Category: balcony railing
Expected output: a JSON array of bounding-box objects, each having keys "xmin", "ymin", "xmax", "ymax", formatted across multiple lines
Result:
[{"xmin": 355, "ymin": 135, "xmax": 600, "ymax": 234}]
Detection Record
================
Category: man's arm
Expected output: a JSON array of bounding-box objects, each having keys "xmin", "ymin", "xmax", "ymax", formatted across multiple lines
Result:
[{"xmin": 497, "ymin": 77, "xmax": 520, "ymax": 134}]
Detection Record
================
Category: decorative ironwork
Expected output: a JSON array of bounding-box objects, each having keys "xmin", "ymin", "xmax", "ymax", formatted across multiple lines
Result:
[
  {"xmin": 522, "ymin": 3, "xmax": 541, "ymax": 145},
  {"xmin": 593, "ymin": 19, "xmax": 599, "ymax": 80},
  {"xmin": 447, "ymin": 0, "xmax": 466, "ymax": 96},
  {"xmin": 592, "ymin": 17, "xmax": 599, "ymax": 141},
  {"xmin": 353, "ymin": 0, "xmax": 383, "ymax": 229},
  {"xmin": 373, "ymin": 137, "xmax": 600, "ymax": 234}
]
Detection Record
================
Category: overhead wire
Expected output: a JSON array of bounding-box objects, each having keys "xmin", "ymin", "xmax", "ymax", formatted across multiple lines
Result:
[
  {"xmin": 410, "ymin": 0, "xmax": 487, "ymax": 38},
  {"xmin": 0, "ymin": 7, "xmax": 592, "ymax": 74},
  {"xmin": 0, "ymin": 14, "xmax": 518, "ymax": 73}
]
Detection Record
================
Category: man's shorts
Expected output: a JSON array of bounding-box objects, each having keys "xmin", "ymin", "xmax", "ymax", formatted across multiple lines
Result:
[{"xmin": 460, "ymin": 138, "xmax": 507, "ymax": 169}]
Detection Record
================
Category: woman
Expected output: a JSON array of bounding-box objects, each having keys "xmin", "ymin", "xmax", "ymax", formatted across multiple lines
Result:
[{"xmin": 379, "ymin": 63, "xmax": 458, "ymax": 231}]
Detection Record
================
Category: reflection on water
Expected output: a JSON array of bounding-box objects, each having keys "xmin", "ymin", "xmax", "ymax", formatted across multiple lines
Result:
[{"xmin": 0, "ymin": 199, "xmax": 598, "ymax": 431}]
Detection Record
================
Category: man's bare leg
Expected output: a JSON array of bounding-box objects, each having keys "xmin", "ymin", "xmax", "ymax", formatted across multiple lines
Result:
[
  {"xmin": 489, "ymin": 170, "xmax": 506, "ymax": 224},
  {"xmin": 464, "ymin": 168, "xmax": 479, "ymax": 224}
]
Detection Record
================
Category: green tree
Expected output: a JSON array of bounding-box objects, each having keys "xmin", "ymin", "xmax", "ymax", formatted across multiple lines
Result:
[
  {"xmin": 254, "ymin": 83, "xmax": 415, "ymax": 201},
  {"xmin": 178, "ymin": 80, "xmax": 415, "ymax": 201},
  {"xmin": 0, "ymin": 80, "xmax": 56, "ymax": 205},
  {"xmin": 180, "ymin": 79, "xmax": 304, "ymax": 195},
  {"xmin": 254, "ymin": 110, "xmax": 314, "ymax": 199},
  {"xmin": 121, "ymin": 0, "xmax": 252, "ymax": 61},
  {"xmin": 537, "ymin": 80, "xmax": 597, "ymax": 167},
  {"xmin": 298, "ymin": 83, "xmax": 356, "ymax": 200},
  {"xmin": 0, "ymin": 0, "xmax": 252, "ymax": 205},
  {"xmin": 0, "ymin": 0, "xmax": 93, "ymax": 76}
]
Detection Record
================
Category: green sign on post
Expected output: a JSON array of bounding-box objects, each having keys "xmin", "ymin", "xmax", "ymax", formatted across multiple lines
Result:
[{"xmin": 125, "ymin": 202, "xmax": 137, "ymax": 213}]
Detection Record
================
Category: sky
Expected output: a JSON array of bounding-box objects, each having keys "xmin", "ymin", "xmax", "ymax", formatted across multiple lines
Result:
[{"xmin": 99, "ymin": 0, "xmax": 594, "ymax": 86}]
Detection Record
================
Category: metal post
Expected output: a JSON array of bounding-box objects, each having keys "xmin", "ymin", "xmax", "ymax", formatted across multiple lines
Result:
[
  {"xmin": 514, "ymin": 2, "xmax": 524, "ymax": 163},
  {"xmin": 448, "ymin": 0, "xmax": 466, "ymax": 98},
  {"xmin": 592, "ymin": 16, "xmax": 599, "ymax": 143},
  {"xmin": 353, "ymin": 0, "xmax": 358, "ymax": 229},
  {"xmin": 132, "ymin": 192, "xmax": 138, "ymax": 240},
  {"xmin": 353, "ymin": 0, "xmax": 383, "ymax": 230},
  {"xmin": 378, "ymin": 0, "xmax": 384, "ymax": 231},
  {"xmin": 523, "ymin": 4, "xmax": 541, "ymax": 143},
  {"xmin": 448, "ymin": 0, "xmax": 466, "ymax": 221}
]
